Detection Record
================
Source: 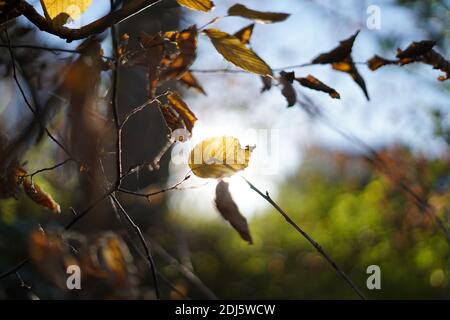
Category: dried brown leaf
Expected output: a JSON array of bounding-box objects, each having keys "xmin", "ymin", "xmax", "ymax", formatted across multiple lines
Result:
[
  {"xmin": 228, "ymin": 3, "xmax": 289, "ymax": 24},
  {"xmin": 296, "ymin": 75, "xmax": 340, "ymax": 99},
  {"xmin": 215, "ymin": 180, "xmax": 253, "ymax": 244},
  {"xmin": 279, "ymin": 71, "xmax": 296, "ymax": 107}
]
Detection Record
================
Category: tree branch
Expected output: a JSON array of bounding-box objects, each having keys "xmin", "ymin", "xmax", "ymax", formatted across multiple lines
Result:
[{"xmin": 12, "ymin": 0, "xmax": 162, "ymax": 42}]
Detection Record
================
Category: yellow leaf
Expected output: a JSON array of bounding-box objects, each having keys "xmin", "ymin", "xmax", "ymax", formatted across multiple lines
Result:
[
  {"xmin": 176, "ymin": 0, "xmax": 214, "ymax": 12},
  {"xmin": 228, "ymin": 3, "xmax": 290, "ymax": 23},
  {"xmin": 204, "ymin": 29, "xmax": 272, "ymax": 75},
  {"xmin": 40, "ymin": 0, "xmax": 93, "ymax": 26},
  {"xmin": 189, "ymin": 136, "xmax": 254, "ymax": 178},
  {"xmin": 233, "ymin": 23, "xmax": 255, "ymax": 45}
]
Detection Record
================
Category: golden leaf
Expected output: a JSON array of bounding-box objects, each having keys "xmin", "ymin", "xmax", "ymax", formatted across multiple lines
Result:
[
  {"xmin": 215, "ymin": 180, "xmax": 253, "ymax": 244},
  {"xmin": 40, "ymin": 0, "xmax": 93, "ymax": 27},
  {"xmin": 188, "ymin": 136, "xmax": 254, "ymax": 178},
  {"xmin": 233, "ymin": 23, "xmax": 255, "ymax": 45},
  {"xmin": 167, "ymin": 92, "xmax": 198, "ymax": 134},
  {"xmin": 160, "ymin": 26, "xmax": 198, "ymax": 81},
  {"xmin": 228, "ymin": 4, "xmax": 289, "ymax": 24},
  {"xmin": 176, "ymin": 0, "xmax": 215, "ymax": 12},
  {"xmin": 204, "ymin": 29, "xmax": 272, "ymax": 75}
]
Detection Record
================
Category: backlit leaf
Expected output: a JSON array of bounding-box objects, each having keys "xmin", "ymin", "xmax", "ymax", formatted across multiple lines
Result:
[
  {"xmin": 233, "ymin": 23, "xmax": 255, "ymax": 45},
  {"xmin": 176, "ymin": 0, "xmax": 214, "ymax": 12},
  {"xmin": 228, "ymin": 3, "xmax": 289, "ymax": 24},
  {"xmin": 160, "ymin": 26, "xmax": 198, "ymax": 81},
  {"xmin": 215, "ymin": 180, "xmax": 253, "ymax": 244},
  {"xmin": 204, "ymin": 28, "xmax": 272, "ymax": 75},
  {"xmin": 40, "ymin": 0, "xmax": 93, "ymax": 27},
  {"xmin": 167, "ymin": 92, "xmax": 198, "ymax": 134},
  {"xmin": 296, "ymin": 75, "xmax": 340, "ymax": 99},
  {"xmin": 23, "ymin": 179, "xmax": 61, "ymax": 213},
  {"xmin": 188, "ymin": 136, "xmax": 254, "ymax": 178}
]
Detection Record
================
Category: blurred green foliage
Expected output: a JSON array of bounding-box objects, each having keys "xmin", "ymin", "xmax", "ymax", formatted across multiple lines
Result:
[{"xmin": 167, "ymin": 149, "xmax": 449, "ymax": 299}]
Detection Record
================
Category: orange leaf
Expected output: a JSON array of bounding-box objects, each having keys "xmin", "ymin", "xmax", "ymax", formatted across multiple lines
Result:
[{"xmin": 23, "ymin": 179, "xmax": 61, "ymax": 213}]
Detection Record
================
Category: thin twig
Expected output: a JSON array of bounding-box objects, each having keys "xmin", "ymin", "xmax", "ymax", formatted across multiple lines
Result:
[
  {"xmin": 118, "ymin": 173, "xmax": 191, "ymax": 198},
  {"xmin": 152, "ymin": 242, "xmax": 218, "ymax": 300},
  {"xmin": 0, "ymin": 44, "xmax": 113, "ymax": 60},
  {"xmin": 110, "ymin": 0, "xmax": 122, "ymax": 186},
  {"xmin": 241, "ymin": 175, "xmax": 367, "ymax": 300},
  {"xmin": 109, "ymin": 194, "xmax": 160, "ymax": 299}
]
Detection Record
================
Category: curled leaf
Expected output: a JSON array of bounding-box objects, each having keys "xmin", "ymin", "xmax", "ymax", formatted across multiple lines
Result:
[
  {"xmin": 215, "ymin": 180, "xmax": 253, "ymax": 244},
  {"xmin": 312, "ymin": 31, "xmax": 369, "ymax": 100},
  {"xmin": 138, "ymin": 31, "xmax": 164, "ymax": 98},
  {"xmin": 23, "ymin": 179, "xmax": 61, "ymax": 213},
  {"xmin": 279, "ymin": 71, "xmax": 296, "ymax": 107},
  {"xmin": 233, "ymin": 23, "xmax": 255, "ymax": 45},
  {"xmin": 396, "ymin": 40, "xmax": 436, "ymax": 60},
  {"xmin": 176, "ymin": 0, "xmax": 214, "ymax": 12},
  {"xmin": 167, "ymin": 92, "xmax": 198, "ymax": 134},
  {"xmin": 423, "ymin": 50, "xmax": 450, "ymax": 81},
  {"xmin": 188, "ymin": 136, "xmax": 254, "ymax": 178},
  {"xmin": 204, "ymin": 28, "xmax": 272, "ymax": 76},
  {"xmin": 228, "ymin": 3, "xmax": 289, "ymax": 24},
  {"xmin": 296, "ymin": 75, "xmax": 340, "ymax": 99}
]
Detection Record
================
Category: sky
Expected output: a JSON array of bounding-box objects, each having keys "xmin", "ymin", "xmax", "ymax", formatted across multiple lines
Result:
[{"xmin": 14, "ymin": 0, "xmax": 450, "ymax": 218}]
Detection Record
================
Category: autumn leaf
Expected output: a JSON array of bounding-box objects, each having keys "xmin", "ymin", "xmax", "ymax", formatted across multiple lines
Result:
[
  {"xmin": 423, "ymin": 50, "xmax": 450, "ymax": 81},
  {"xmin": 279, "ymin": 71, "xmax": 297, "ymax": 107},
  {"xmin": 180, "ymin": 71, "xmax": 207, "ymax": 95},
  {"xmin": 40, "ymin": 0, "xmax": 93, "ymax": 27},
  {"xmin": 228, "ymin": 3, "xmax": 290, "ymax": 24},
  {"xmin": 188, "ymin": 136, "xmax": 254, "ymax": 178},
  {"xmin": 160, "ymin": 26, "xmax": 198, "ymax": 81},
  {"xmin": 367, "ymin": 40, "xmax": 450, "ymax": 81},
  {"xmin": 176, "ymin": 0, "xmax": 214, "ymax": 12},
  {"xmin": 215, "ymin": 180, "xmax": 253, "ymax": 244},
  {"xmin": 312, "ymin": 31, "xmax": 369, "ymax": 100},
  {"xmin": 367, "ymin": 55, "xmax": 398, "ymax": 71},
  {"xmin": 23, "ymin": 179, "xmax": 61, "ymax": 213},
  {"xmin": 296, "ymin": 75, "xmax": 341, "ymax": 99},
  {"xmin": 260, "ymin": 76, "xmax": 272, "ymax": 92},
  {"xmin": 204, "ymin": 29, "xmax": 272, "ymax": 76},
  {"xmin": 233, "ymin": 23, "xmax": 255, "ymax": 45},
  {"xmin": 167, "ymin": 92, "xmax": 198, "ymax": 134},
  {"xmin": 396, "ymin": 40, "xmax": 436, "ymax": 61},
  {"xmin": 138, "ymin": 31, "xmax": 164, "ymax": 98}
]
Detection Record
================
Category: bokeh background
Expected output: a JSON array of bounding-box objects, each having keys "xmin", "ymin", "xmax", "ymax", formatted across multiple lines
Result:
[{"xmin": 0, "ymin": 0, "xmax": 449, "ymax": 299}]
